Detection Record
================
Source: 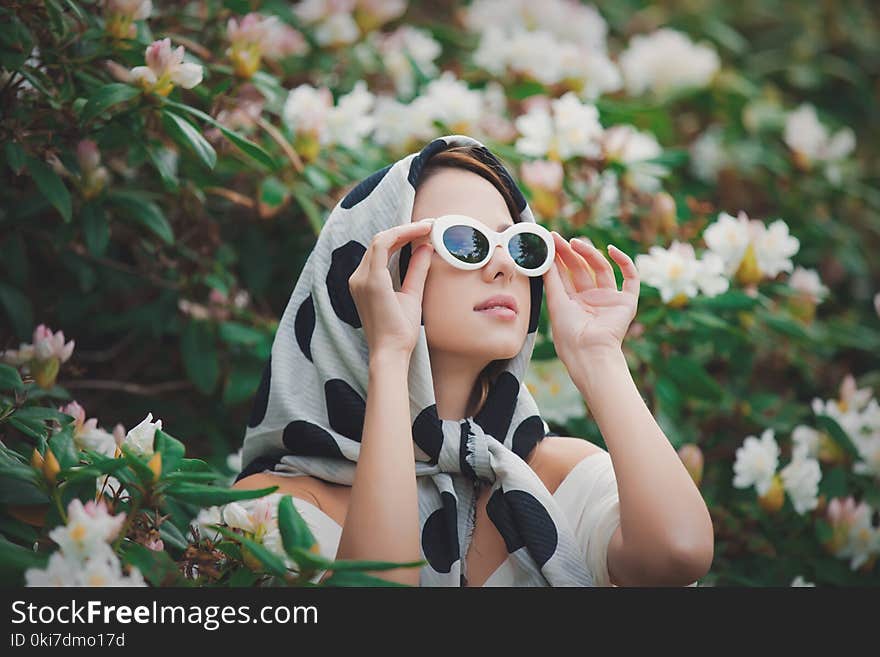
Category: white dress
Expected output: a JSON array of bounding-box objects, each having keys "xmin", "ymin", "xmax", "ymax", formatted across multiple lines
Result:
[{"xmin": 290, "ymin": 450, "xmax": 625, "ymax": 586}]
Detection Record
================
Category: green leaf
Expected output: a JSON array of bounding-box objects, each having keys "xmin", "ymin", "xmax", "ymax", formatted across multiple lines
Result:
[
  {"xmin": 161, "ymin": 110, "xmax": 217, "ymax": 170},
  {"xmin": 0, "ymin": 535, "xmax": 49, "ymax": 586},
  {"xmin": 47, "ymin": 425, "xmax": 79, "ymax": 469},
  {"xmin": 24, "ymin": 155, "xmax": 71, "ymax": 222},
  {"xmin": 14, "ymin": 407, "xmax": 73, "ymax": 424},
  {"xmin": 291, "ymin": 182, "xmax": 324, "ymax": 235},
  {"xmin": 158, "ymin": 518, "xmax": 190, "ymax": 551},
  {"xmin": 4, "ymin": 141, "xmax": 25, "ymax": 174},
  {"xmin": 211, "ymin": 524, "xmax": 287, "ymax": 577},
  {"xmin": 8, "ymin": 417, "xmax": 48, "ymax": 441},
  {"xmin": 164, "ymin": 483, "xmax": 278, "ymax": 507},
  {"xmin": 81, "ymin": 202, "xmax": 110, "ymax": 256},
  {"xmin": 0, "ymin": 282, "xmax": 34, "ymax": 340},
  {"xmin": 106, "ymin": 191, "xmax": 174, "ymax": 244},
  {"xmin": 217, "ymin": 321, "xmax": 265, "ymax": 346},
  {"xmin": 259, "ymin": 176, "xmax": 288, "ymax": 208},
  {"xmin": 80, "ymin": 83, "xmax": 141, "ymax": 125},
  {"xmin": 121, "ymin": 542, "xmax": 187, "ymax": 586},
  {"xmin": 163, "ymin": 100, "xmax": 278, "ymax": 170},
  {"xmin": 663, "ymin": 355, "xmax": 723, "ymax": 402},
  {"xmin": 278, "ymin": 495, "xmax": 317, "ymax": 558},
  {"xmin": 180, "ymin": 320, "xmax": 219, "ymax": 395},
  {"xmin": 154, "ymin": 428, "xmax": 186, "ymax": 475},
  {"xmin": 0, "ymin": 364, "xmax": 23, "ymax": 391}
]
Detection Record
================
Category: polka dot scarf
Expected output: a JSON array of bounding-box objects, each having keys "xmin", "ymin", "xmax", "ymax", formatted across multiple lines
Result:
[{"xmin": 235, "ymin": 135, "xmax": 594, "ymax": 587}]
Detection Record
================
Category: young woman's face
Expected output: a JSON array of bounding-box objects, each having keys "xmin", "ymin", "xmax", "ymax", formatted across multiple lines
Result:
[{"xmin": 410, "ymin": 167, "xmax": 532, "ymax": 365}]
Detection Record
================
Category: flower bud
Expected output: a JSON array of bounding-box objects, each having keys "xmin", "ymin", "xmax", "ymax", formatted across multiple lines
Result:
[
  {"xmin": 147, "ymin": 451, "xmax": 162, "ymax": 481},
  {"xmin": 42, "ymin": 447, "xmax": 60, "ymax": 486},
  {"xmin": 757, "ymin": 474, "xmax": 784, "ymax": 514},
  {"xmin": 677, "ymin": 444, "xmax": 704, "ymax": 487},
  {"xmin": 31, "ymin": 448, "xmax": 45, "ymax": 471}
]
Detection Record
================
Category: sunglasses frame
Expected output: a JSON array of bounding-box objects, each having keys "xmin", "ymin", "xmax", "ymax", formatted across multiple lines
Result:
[{"xmin": 423, "ymin": 214, "xmax": 556, "ymax": 277}]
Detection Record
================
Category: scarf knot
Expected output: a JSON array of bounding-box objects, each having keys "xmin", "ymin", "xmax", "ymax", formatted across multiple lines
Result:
[{"xmin": 436, "ymin": 418, "xmax": 497, "ymax": 485}]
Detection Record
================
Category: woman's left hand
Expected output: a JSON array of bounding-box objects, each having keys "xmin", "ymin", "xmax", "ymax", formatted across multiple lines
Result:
[{"xmin": 542, "ymin": 231, "xmax": 640, "ymax": 363}]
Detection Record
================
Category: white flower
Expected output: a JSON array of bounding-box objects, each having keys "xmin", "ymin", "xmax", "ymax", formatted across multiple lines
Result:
[
  {"xmin": 323, "ymin": 80, "xmax": 375, "ymax": 149},
  {"xmin": 371, "ymin": 94, "xmax": 437, "ymax": 151},
  {"xmin": 190, "ymin": 505, "xmax": 224, "ymax": 543},
  {"xmin": 462, "ymin": 0, "xmax": 609, "ymax": 50},
  {"xmin": 702, "ymin": 211, "xmax": 757, "ymax": 276},
  {"xmin": 123, "ymin": 412, "xmax": 162, "ymax": 457},
  {"xmin": 377, "ymin": 26, "xmax": 441, "ymax": 99},
  {"xmin": 313, "ymin": 12, "xmax": 360, "ymax": 47},
  {"xmin": 780, "ymin": 444, "xmax": 822, "ymax": 514},
  {"xmin": 789, "ymin": 267, "xmax": 829, "ymax": 304},
  {"xmin": 282, "ymin": 83, "xmax": 333, "ymax": 136},
  {"xmin": 837, "ymin": 502, "xmax": 880, "ymax": 570},
  {"xmin": 790, "ymin": 575, "xmax": 815, "ymax": 586},
  {"xmin": 791, "ymin": 425, "xmax": 822, "ymax": 459},
  {"xmin": 733, "ymin": 428, "xmax": 780, "ymax": 496},
  {"xmin": 634, "ymin": 241, "xmax": 728, "ymax": 305},
  {"xmin": 524, "ymin": 358, "xmax": 585, "ymax": 425},
  {"xmin": 420, "ymin": 71, "xmax": 485, "ymax": 135},
  {"xmin": 515, "ymin": 92, "xmax": 604, "ymax": 161},
  {"xmin": 783, "ymin": 103, "xmax": 855, "ymax": 169},
  {"xmin": 689, "ymin": 125, "xmax": 730, "ymax": 183},
  {"xmin": 753, "ymin": 219, "xmax": 800, "ymax": 278},
  {"xmin": 48, "ymin": 499, "xmax": 127, "ymax": 562},
  {"xmin": 601, "ymin": 124, "xmax": 668, "ymax": 192},
  {"xmin": 852, "ymin": 434, "xmax": 880, "ymax": 480},
  {"xmin": 619, "ymin": 28, "xmax": 720, "ymax": 97},
  {"xmin": 26, "ymin": 549, "xmax": 145, "ymax": 587}
]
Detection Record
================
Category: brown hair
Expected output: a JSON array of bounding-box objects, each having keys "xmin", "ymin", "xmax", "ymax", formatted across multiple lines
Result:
[{"xmin": 416, "ymin": 145, "xmax": 523, "ymax": 419}]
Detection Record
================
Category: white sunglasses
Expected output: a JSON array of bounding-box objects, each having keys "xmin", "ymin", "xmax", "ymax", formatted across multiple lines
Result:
[{"xmin": 422, "ymin": 214, "xmax": 555, "ymax": 277}]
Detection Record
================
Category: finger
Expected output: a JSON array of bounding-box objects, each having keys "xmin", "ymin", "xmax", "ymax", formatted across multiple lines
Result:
[
  {"xmin": 554, "ymin": 254, "xmax": 577, "ymax": 297},
  {"xmin": 542, "ymin": 260, "xmax": 569, "ymax": 318},
  {"xmin": 401, "ymin": 243, "xmax": 433, "ymax": 297},
  {"xmin": 608, "ymin": 244, "xmax": 641, "ymax": 297},
  {"xmin": 550, "ymin": 232, "xmax": 596, "ymax": 290},
  {"xmin": 369, "ymin": 221, "xmax": 434, "ymax": 276},
  {"xmin": 570, "ymin": 238, "xmax": 616, "ymax": 289}
]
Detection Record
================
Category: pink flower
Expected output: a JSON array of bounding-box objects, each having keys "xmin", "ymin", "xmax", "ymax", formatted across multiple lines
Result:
[
  {"xmin": 130, "ymin": 38, "xmax": 203, "ymax": 96},
  {"xmin": 104, "ymin": 0, "xmax": 152, "ymax": 39}
]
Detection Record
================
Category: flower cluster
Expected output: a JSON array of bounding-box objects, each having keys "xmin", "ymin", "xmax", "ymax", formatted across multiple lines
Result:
[
  {"xmin": 1, "ymin": 324, "xmax": 75, "ymax": 389},
  {"xmin": 25, "ymin": 499, "xmax": 145, "ymax": 586}
]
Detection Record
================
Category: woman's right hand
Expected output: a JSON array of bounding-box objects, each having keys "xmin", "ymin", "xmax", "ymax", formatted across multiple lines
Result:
[{"xmin": 348, "ymin": 221, "xmax": 435, "ymax": 360}]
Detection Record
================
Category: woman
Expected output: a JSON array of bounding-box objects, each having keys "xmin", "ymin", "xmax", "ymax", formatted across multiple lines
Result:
[{"xmin": 232, "ymin": 135, "xmax": 713, "ymax": 587}]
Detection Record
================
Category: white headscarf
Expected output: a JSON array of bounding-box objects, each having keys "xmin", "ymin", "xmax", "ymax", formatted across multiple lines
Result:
[{"xmin": 236, "ymin": 134, "xmax": 594, "ymax": 586}]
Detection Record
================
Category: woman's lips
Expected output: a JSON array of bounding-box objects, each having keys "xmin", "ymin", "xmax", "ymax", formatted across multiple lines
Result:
[{"xmin": 475, "ymin": 307, "xmax": 517, "ymax": 320}]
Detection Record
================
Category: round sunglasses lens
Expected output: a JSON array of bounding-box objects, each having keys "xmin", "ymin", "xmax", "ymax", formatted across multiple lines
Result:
[
  {"xmin": 443, "ymin": 225, "xmax": 489, "ymax": 264},
  {"xmin": 509, "ymin": 232, "xmax": 548, "ymax": 270}
]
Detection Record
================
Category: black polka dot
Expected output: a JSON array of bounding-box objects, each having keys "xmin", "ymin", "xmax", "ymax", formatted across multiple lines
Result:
[
  {"xmin": 421, "ymin": 491, "xmax": 459, "ymax": 573},
  {"xmin": 407, "ymin": 138, "xmax": 451, "ymax": 189},
  {"xmin": 294, "ymin": 294, "xmax": 315, "ymax": 362},
  {"xmin": 412, "ymin": 405, "xmax": 443, "ymax": 464},
  {"xmin": 326, "ymin": 241, "xmax": 366, "ymax": 328},
  {"xmin": 511, "ymin": 415, "xmax": 545, "ymax": 461},
  {"xmin": 234, "ymin": 454, "xmax": 283, "ymax": 483},
  {"xmin": 247, "ymin": 356, "xmax": 271, "ymax": 428},
  {"xmin": 473, "ymin": 371, "xmax": 519, "ymax": 444},
  {"xmin": 528, "ymin": 277, "xmax": 542, "ymax": 333},
  {"xmin": 341, "ymin": 163, "xmax": 392, "ymax": 209},
  {"xmin": 282, "ymin": 420, "xmax": 344, "ymax": 459},
  {"xmin": 487, "ymin": 488, "xmax": 557, "ymax": 567},
  {"xmin": 325, "ymin": 379, "xmax": 365, "ymax": 442}
]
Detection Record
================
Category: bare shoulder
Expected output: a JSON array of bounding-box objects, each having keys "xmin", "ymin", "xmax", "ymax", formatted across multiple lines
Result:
[
  {"xmin": 530, "ymin": 436, "xmax": 606, "ymax": 494},
  {"xmin": 231, "ymin": 472, "xmax": 325, "ymax": 509}
]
